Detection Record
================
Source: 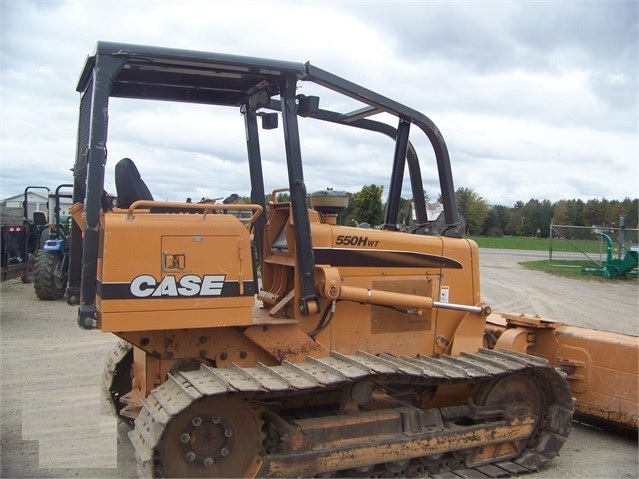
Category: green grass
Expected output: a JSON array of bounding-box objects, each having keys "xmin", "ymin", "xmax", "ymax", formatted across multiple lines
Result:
[
  {"xmin": 468, "ymin": 236, "xmax": 638, "ymax": 282},
  {"xmin": 469, "ymin": 236, "xmax": 605, "ymax": 254}
]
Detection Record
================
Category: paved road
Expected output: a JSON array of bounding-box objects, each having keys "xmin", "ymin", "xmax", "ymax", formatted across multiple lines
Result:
[{"xmin": 0, "ymin": 249, "xmax": 636, "ymax": 478}]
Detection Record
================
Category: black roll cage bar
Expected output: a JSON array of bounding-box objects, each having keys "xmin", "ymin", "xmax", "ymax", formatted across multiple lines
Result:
[{"xmin": 70, "ymin": 41, "xmax": 460, "ymax": 327}]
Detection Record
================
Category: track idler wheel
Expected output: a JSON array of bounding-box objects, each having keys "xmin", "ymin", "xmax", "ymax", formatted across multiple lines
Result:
[
  {"xmin": 462, "ymin": 373, "xmax": 540, "ymax": 466},
  {"xmin": 155, "ymin": 397, "xmax": 265, "ymax": 478}
]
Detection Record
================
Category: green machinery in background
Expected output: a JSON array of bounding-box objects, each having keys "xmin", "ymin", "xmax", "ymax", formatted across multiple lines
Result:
[{"xmin": 581, "ymin": 230, "xmax": 638, "ymax": 278}]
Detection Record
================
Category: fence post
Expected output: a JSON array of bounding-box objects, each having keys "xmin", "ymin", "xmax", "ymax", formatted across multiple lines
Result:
[
  {"xmin": 619, "ymin": 216, "xmax": 626, "ymax": 259},
  {"xmin": 549, "ymin": 219, "xmax": 553, "ymax": 263}
]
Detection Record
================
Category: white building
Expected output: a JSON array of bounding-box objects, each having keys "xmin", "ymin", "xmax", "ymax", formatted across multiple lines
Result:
[{"xmin": 1, "ymin": 188, "xmax": 74, "ymax": 222}]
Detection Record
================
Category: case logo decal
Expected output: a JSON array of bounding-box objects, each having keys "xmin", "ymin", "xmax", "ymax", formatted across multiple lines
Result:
[{"xmin": 130, "ymin": 274, "xmax": 226, "ymax": 298}]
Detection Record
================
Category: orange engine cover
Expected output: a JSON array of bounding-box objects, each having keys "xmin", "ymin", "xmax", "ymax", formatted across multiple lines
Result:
[{"xmin": 96, "ymin": 210, "xmax": 256, "ymax": 332}]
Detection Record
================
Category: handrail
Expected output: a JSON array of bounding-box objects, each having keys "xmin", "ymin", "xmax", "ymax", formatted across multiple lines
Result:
[
  {"xmin": 270, "ymin": 188, "xmax": 290, "ymax": 204},
  {"xmin": 126, "ymin": 200, "xmax": 263, "ymax": 224}
]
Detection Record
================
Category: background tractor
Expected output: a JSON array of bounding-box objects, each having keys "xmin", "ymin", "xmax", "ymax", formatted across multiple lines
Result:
[{"xmin": 34, "ymin": 184, "xmax": 73, "ymax": 300}]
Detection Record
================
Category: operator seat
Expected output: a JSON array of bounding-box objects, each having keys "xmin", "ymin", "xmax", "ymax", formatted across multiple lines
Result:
[
  {"xmin": 114, "ymin": 158, "xmax": 153, "ymax": 208},
  {"xmin": 32, "ymin": 211, "xmax": 47, "ymax": 227}
]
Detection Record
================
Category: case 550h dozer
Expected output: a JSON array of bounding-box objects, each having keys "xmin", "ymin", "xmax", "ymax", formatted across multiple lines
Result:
[{"xmin": 67, "ymin": 42, "xmax": 635, "ymax": 478}]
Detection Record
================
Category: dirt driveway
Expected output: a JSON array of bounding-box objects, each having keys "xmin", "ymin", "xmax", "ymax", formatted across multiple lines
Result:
[{"xmin": 0, "ymin": 249, "xmax": 637, "ymax": 478}]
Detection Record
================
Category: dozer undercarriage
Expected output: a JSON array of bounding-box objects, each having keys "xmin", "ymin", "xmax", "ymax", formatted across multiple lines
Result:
[
  {"xmin": 125, "ymin": 347, "xmax": 572, "ymax": 478},
  {"xmin": 68, "ymin": 42, "xmax": 582, "ymax": 478}
]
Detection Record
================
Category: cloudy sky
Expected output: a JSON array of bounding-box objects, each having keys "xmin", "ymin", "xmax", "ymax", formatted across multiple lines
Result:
[{"xmin": 1, "ymin": 0, "xmax": 637, "ymax": 207}]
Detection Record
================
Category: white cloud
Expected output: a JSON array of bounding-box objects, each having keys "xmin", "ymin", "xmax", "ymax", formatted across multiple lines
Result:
[{"xmin": 1, "ymin": 0, "xmax": 637, "ymax": 208}]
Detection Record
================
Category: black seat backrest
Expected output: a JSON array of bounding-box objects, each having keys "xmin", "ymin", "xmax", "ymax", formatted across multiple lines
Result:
[
  {"xmin": 115, "ymin": 158, "xmax": 153, "ymax": 208},
  {"xmin": 32, "ymin": 211, "xmax": 47, "ymax": 227}
]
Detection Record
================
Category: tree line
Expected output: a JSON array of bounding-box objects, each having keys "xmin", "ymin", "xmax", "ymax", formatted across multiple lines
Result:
[
  {"xmin": 454, "ymin": 188, "xmax": 638, "ymax": 238},
  {"xmin": 239, "ymin": 185, "xmax": 638, "ymax": 238}
]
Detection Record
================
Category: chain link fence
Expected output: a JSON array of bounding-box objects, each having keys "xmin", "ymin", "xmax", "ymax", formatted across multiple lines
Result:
[{"xmin": 550, "ymin": 219, "xmax": 638, "ymax": 268}]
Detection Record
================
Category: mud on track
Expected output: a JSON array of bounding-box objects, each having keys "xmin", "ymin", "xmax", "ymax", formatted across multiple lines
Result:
[{"xmin": 0, "ymin": 249, "xmax": 636, "ymax": 478}]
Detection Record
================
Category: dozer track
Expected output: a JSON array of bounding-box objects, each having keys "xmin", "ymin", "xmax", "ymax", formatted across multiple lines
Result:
[{"xmin": 120, "ymin": 348, "xmax": 573, "ymax": 478}]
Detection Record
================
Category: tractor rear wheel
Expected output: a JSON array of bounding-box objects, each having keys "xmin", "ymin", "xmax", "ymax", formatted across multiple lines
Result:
[{"xmin": 34, "ymin": 251, "xmax": 66, "ymax": 300}]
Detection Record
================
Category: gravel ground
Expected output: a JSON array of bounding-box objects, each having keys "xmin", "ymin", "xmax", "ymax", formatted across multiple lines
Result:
[{"xmin": 0, "ymin": 249, "xmax": 637, "ymax": 478}]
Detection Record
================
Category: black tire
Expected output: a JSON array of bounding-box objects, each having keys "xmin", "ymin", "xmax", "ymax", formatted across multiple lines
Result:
[
  {"xmin": 34, "ymin": 251, "xmax": 66, "ymax": 300},
  {"xmin": 38, "ymin": 228, "xmax": 49, "ymax": 249}
]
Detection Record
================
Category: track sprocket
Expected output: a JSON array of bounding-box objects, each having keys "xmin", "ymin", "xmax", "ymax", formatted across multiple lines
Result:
[{"xmin": 154, "ymin": 397, "xmax": 265, "ymax": 478}]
